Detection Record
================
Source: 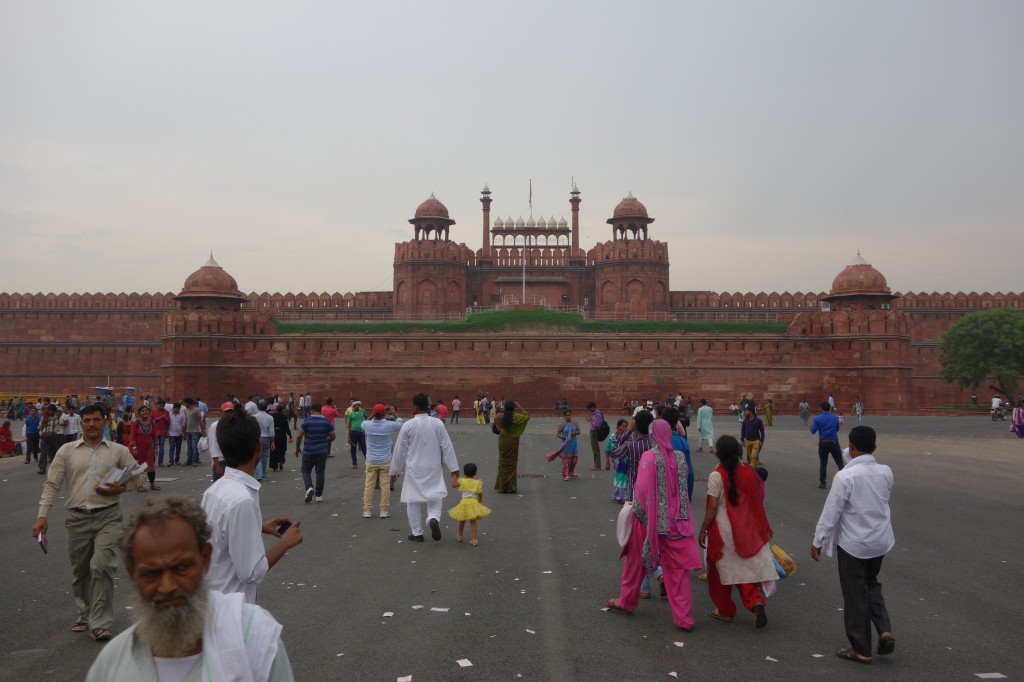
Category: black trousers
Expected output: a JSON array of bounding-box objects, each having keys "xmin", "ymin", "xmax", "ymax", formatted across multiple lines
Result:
[
  {"xmin": 837, "ymin": 546, "xmax": 891, "ymax": 657},
  {"xmin": 818, "ymin": 440, "xmax": 843, "ymax": 485}
]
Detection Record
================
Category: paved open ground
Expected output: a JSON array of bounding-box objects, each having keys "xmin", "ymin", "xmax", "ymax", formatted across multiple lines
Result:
[{"xmin": 0, "ymin": 413, "xmax": 1021, "ymax": 681}]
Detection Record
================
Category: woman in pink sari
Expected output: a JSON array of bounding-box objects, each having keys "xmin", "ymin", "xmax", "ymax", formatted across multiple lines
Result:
[{"xmin": 604, "ymin": 419, "xmax": 703, "ymax": 630}]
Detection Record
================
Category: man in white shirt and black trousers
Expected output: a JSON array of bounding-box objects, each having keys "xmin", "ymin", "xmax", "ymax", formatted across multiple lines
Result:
[
  {"xmin": 201, "ymin": 410, "xmax": 304, "ymax": 603},
  {"xmin": 811, "ymin": 425, "xmax": 896, "ymax": 665}
]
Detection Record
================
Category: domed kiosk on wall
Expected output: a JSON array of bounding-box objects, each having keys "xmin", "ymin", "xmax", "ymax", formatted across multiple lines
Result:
[
  {"xmin": 175, "ymin": 254, "xmax": 248, "ymax": 312},
  {"xmin": 821, "ymin": 250, "xmax": 898, "ymax": 312}
]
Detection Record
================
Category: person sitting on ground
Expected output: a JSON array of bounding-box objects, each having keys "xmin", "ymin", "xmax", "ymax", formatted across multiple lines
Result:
[{"xmin": 86, "ymin": 495, "xmax": 295, "ymax": 681}]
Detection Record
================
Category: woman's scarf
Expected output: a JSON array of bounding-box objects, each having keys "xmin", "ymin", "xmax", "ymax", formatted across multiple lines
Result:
[
  {"xmin": 707, "ymin": 463, "xmax": 773, "ymax": 562},
  {"xmin": 545, "ymin": 420, "xmax": 579, "ymax": 462},
  {"xmin": 630, "ymin": 420, "xmax": 694, "ymax": 576}
]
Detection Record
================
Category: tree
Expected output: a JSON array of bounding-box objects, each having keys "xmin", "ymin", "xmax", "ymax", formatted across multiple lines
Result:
[{"xmin": 940, "ymin": 308, "xmax": 1024, "ymax": 400}]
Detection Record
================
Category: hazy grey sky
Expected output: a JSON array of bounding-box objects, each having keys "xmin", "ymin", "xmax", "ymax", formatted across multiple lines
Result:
[{"xmin": 2, "ymin": 1, "xmax": 1022, "ymax": 297}]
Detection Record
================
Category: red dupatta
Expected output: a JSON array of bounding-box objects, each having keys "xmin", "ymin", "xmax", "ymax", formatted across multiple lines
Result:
[{"xmin": 707, "ymin": 463, "xmax": 772, "ymax": 562}]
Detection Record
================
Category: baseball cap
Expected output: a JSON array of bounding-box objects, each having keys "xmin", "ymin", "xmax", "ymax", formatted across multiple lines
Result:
[
  {"xmin": 373, "ymin": 403, "xmax": 387, "ymax": 417},
  {"xmin": 220, "ymin": 402, "xmax": 235, "ymax": 412}
]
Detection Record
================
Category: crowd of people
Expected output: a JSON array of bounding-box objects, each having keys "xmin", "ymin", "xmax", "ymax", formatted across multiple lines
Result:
[{"xmin": 14, "ymin": 384, "xmax": 913, "ymax": 677}]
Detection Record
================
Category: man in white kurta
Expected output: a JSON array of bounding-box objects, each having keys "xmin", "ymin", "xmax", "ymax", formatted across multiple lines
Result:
[
  {"xmin": 696, "ymin": 400, "xmax": 714, "ymax": 452},
  {"xmin": 389, "ymin": 393, "xmax": 459, "ymax": 542}
]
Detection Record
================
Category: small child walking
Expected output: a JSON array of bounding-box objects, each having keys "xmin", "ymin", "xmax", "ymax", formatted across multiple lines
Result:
[{"xmin": 448, "ymin": 462, "xmax": 491, "ymax": 545}]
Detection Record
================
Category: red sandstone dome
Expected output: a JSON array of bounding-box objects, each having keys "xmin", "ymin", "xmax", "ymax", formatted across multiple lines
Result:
[
  {"xmin": 612, "ymin": 193, "xmax": 649, "ymax": 218},
  {"xmin": 829, "ymin": 251, "xmax": 891, "ymax": 297},
  {"xmin": 177, "ymin": 254, "xmax": 248, "ymax": 302},
  {"xmin": 414, "ymin": 194, "xmax": 450, "ymax": 220}
]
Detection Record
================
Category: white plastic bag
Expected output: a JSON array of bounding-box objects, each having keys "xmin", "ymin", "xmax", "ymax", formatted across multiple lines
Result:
[{"xmin": 616, "ymin": 501, "xmax": 633, "ymax": 547}]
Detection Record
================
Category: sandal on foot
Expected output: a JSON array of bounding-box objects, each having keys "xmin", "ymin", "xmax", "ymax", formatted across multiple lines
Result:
[
  {"xmin": 91, "ymin": 628, "xmax": 113, "ymax": 642},
  {"xmin": 698, "ymin": 573, "xmax": 708, "ymax": 582},
  {"xmin": 456, "ymin": 535, "xmax": 463, "ymax": 542},
  {"xmin": 469, "ymin": 539, "xmax": 478, "ymax": 546},
  {"xmin": 836, "ymin": 647, "xmax": 872, "ymax": 664},
  {"xmin": 709, "ymin": 609, "xmax": 733, "ymax": 623},
  {"xmin": 877, "ymin": 635, "xmax": 896, "ymax": 656},
  {"xmin": 604, "ymin": 598, "xmax": 632, "ymax": 615},
  {"xmin": 72, "ymin": 621, "xmax": 89, "ymax": 633}
]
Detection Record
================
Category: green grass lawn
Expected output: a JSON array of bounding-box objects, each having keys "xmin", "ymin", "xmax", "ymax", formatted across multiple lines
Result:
[{"xmin": 275, "ymin": 309, "xmax": 789, "ymax": 335}]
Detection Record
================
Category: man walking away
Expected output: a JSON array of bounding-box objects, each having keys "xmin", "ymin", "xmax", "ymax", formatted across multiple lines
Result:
[
  {"xmin": 389, "ymin": 393, "xmax": 459, "ymax": 542},
  {"xmin": 811, "ymin": 402, "xmax": 843, "ymax": 489},
  {"xmin": 812, "ymin": 425, "xmax": 895, "ymax": 664},
  {"xmin": 294, "ymin": 403, "xmax": 335, "ymax": 502},
  {"xmin": 361, "ymin": 403, "xmax": 404, "ymax": 518}
]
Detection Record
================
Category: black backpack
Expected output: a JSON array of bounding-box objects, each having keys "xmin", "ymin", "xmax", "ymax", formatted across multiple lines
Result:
[{"xmin": 597, "ymin": 419, "xmax": 611, "ymax": 442}]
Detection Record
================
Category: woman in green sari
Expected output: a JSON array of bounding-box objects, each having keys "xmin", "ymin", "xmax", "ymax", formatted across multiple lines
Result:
[{"xmin": 495, "ymin": 400, "xmax": 529, "ymax": 493}]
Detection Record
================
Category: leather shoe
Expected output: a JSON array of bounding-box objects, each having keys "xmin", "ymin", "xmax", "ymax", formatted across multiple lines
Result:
[{"xmin": 407, "ymin": 534, "xmax": 424, "ymax": 542}]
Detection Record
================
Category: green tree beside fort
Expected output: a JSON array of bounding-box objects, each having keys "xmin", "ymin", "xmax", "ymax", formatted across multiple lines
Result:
[{"xmin": 940, "ymin": 308, "xmax": 1024, "ymax": 399}]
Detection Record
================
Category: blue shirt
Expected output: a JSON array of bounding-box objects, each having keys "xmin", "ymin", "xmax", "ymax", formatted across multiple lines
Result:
[
  {"xmin": 299, "ymin": 415, "xmax": 334, "ymax": 458},
  {"xmin": 362, "ymin": 418, "xmax": 404, "ymax": 465},
  {"xmin": 810, "ymin": 413, "xmax": 841, "ymax": 441},
  {"xmin": 25, "ymin": 414, "xmax": 41, "ymax": 434},
  {"xmin": 670, "ymin": 433, "xmax": 695, "ymax": 501}
]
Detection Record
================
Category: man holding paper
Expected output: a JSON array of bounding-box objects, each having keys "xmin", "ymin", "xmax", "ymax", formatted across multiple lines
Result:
[{"xmin": 31, "ymin": 403, "xmax": 144, "ymax": 642}]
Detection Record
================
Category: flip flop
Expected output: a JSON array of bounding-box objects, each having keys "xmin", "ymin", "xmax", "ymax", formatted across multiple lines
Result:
[
  {"xmin": 709, "ymin": 609, "xmax": 733, "ymax": 623},
  {"xmin": 71, "ymin": 621, "xmax": 88, "ymax": 633},
  {"xmin": 877, "ymin": 635, "xmax": 896, "ymax": 656},
  {"xmin": 836, "ymin": 647, "xmax": 872, "ymax": 664},
  {"xmin": 90, "ymin": 628, "xmax": 113, "ymax": 642},
  {"xmin": 603, "ymin": 598, "xmax": 632, "ymax": 615}
]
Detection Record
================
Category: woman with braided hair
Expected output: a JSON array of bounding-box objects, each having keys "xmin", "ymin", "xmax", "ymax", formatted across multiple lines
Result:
[{"xmin": 698, "ymin": 435, "xmax": 776, "ymax": 628}]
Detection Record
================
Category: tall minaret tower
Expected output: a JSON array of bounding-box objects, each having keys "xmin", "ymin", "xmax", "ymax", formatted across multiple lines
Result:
[
  {"xmin": 480, "ymin": 183, "xmax": 492, "ymax": 254},
  {"xmin": 569, "ymin": 181, "xmax": 581, "ymax": 254}
]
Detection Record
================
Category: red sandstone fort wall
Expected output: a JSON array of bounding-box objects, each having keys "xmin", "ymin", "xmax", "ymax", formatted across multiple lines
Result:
[{"xmin": 2, "ymin": 289, "xmax": 1020, "ymax": 409}]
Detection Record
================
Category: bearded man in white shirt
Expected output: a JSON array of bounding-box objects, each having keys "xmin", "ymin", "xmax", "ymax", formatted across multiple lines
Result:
[
  {"xmin": 86, "ymin": 496, "xmax": 295, "ymax": 681},
  {"xmin": 811, "ymin": 425, "xmax": 896, "ymax": 665}
]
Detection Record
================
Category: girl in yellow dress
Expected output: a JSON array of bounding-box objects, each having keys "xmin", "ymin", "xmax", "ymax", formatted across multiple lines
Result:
[{"xmin": 448, "ymin": 463, "xmax": 491, "ymax": 545}]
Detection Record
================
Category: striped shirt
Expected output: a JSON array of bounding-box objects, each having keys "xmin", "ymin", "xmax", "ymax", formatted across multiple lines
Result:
[{"xmin": 299, "ymin": 415, "xmax": 334, "ymax": 458}]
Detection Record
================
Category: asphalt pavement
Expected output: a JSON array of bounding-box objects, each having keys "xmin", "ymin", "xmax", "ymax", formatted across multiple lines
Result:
[{"xmin": 0, "ymin": 413, "xmax": 1021, "ymax": 681}]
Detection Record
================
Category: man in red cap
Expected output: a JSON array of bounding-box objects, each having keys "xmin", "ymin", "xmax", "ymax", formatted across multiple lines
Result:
[
  {"xmin": 361, "ymin": 403, "xmax": 404, "ymax": 518},
  {"xmin": 206, "ymin": 402, "xmax": 235, "ymax": 482}
]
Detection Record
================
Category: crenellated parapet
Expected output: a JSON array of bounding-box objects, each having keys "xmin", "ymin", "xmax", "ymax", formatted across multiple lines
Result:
[
  {"xmin": 670, "ymin": 291, "xmax": 827, "ymax": 310},
  {"xmin": 894, "ymin": 291, "xmax": 1023, "ymax": 309},
  {"xmin": 0, "ymin": 291, "xmax": 177, "ymax": 310},
  {"xmin": 394, "ymin": 239, "xmax": 476, "ymax": 264},
  {"xmin": 588, "ymin": 239, "xmax": 669, "ymax": 264},
  {"xmin": 244, "ymin": 290, "xmax": 394, "ymax": 313}
]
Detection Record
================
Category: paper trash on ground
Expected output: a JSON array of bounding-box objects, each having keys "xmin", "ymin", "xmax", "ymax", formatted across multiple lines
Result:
[
  {"xmin": 431, "ymin": 607, "xmax": 449, "ymax": 612},
  {"xmin": 456, "ymin": 659, "xmax": 472, "ymax": 668},
  {"xmin": 383, "ymin": 612, "xmax": 394, "ymax": 617},
  {"xmin": 765, "ymin": 656, "xmax": 778, "ymax": 662},
  {"xmin": 398, "ymin": 676, "xmax": 412, "ymax": 682},
  {"xmin": 674, "ymin": 642, "xmax": 684, "ymax": 647}
]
